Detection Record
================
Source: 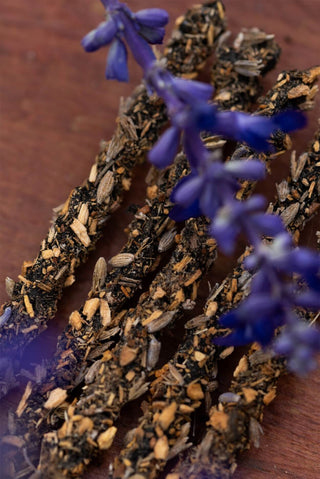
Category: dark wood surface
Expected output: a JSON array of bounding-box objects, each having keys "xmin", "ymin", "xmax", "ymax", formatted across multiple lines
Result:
[{"xmin": 0, "ymin": 1, "xmax": 319, "ymax": 478}]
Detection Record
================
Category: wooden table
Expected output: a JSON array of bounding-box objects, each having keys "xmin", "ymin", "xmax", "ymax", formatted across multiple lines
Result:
[{"xmin": 0, "ymin": 1, "xmax": 319, "ymax": 478}]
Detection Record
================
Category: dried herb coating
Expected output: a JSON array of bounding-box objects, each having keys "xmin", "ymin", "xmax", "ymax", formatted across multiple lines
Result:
[
  {"xmin": 0, "ymin": 1, "xmax": 226, "ymax": 400},
  {"xmin": 35, "ymin": 216, "xmax": 216, "ymax": 478},
  {"xmin": 0, "ymin": 2, "xmax": 227, "ymax": 477},
  {"xmin": 213, "ymin": 28, "xmax": 281, "ymax": 111},
  {"xmin": 35, "ymin": 64, "xmax": 320, "ymax": 479},
  {"xmin": 164, "ymin": 1, "xmax": 226, "ymax": 77},
  {"xmin": 112, "ymin": 67, "xmax": 320, "ymax": 479},
  {"xmin": 165, "ymin": 126, "xmax": 320, "ymax": 479}
]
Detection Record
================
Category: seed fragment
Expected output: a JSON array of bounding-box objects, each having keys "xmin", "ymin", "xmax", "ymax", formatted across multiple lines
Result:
[
  {"xmin": 97, "ymin": 171, "xmax": 114, "ymax": 204},
  {"xmin": 109, "ymin": 253, "xmax": 135, "ymax": 268}
]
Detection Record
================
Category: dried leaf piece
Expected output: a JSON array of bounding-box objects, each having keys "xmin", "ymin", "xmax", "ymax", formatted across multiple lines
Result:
[
  {"xmin": 78, "ymin": 203, "xmax": 89, "ymax": 225},
  {"xmin": 92, "ymin": 257, "xmax": 107, "ymax": 292},
  {"xmin": 158, "ymin": 402, "xmax": 177, "ymax": 430},
  {"xmin": 119, "ymin": 345, "xmax": 138, "ymax": 367},
  {"xmin": 147, "ymin": 310, "xmax": 177, "ymax": 333},
  {"xmin": 5, "ymin": 277, "xmax": 15, "ymax": 298},
  {"xmin": 186, "ymin": 382, "xmax": 204, "ymax": 400},
  {"xmin": 147, "ymin": 337, "xmax": 161, "ymax": 370},
  {"xmin": 16, "ymin": 382, "xmax": 32, "ymax": 418}
]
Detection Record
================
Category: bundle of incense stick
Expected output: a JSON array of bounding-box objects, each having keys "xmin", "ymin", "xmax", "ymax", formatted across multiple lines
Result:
[
  {"xmin": 114, "ymin": 124, "xmax": 320, "ymax": 479},
  {"xmin": 1, "ymin": 2, "xmax": 320, "ymax": 479},
  {"xmin": 0, "ymin": 0, "xmax": 226, "ymax": 401},
  {"xmin": 25, "ymin": 63, "xmax": 320, "ymax": 479},
  {"xmin": 4, "ymin": 24, "xmax": 282, "ymax": 477}
]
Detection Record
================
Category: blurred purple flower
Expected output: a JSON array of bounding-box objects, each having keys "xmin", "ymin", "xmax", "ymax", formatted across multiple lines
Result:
[
  {"xmin": 169, "ymin": 157, "xmax": 265, "ymax": 222},
  {"xmin": 216, "ymin": 294, "xmax": 286, "ymax": 347},
  {"xmin": 204, "ymin": 109, "xmax": 307, "ymax": 152},
  {"xmin": 211, "ymin": 195, "xmax": 283, "ymax": 254},
  {"xmin": 274, "ymin": 319, "xmax": 320, "ymax": 375}
]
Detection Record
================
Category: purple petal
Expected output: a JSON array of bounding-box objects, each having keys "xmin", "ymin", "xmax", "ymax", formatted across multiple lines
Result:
[
  {"xmin": 290, "ymin": 248, "xmax": 320, "ymax": 276},
  {"xmin": 192, "ymin": 103, "xmax": 219, "ymax": 132},
  {"xmin": 173, "ymin": 175, "xmax": 203, "ymax": 206},
  {"xmin": 172, "ymin": 78, "xmax": 214, "ymax": 102},
  {"xmin": 294, "ymin": 292, "xmax": 320, "ymax": 310},
  {"xmin": 135, "ymin": 8, "xmax": 169, "ymax": 28},
  {"xmin": 182, "ymin": 130, "xmax": 207, "ymax": 169},
  {"xmin": 148, "ymin": 126, "xmax": 180, "ymax": 168},
  {"xmin": 200, "ymin": 184, "xmax": 221, "ymax": 219},
  {"xmin": 106, "ymin": 38, "xmax": 129, "ymax": 82},
  {"xmin": 273, "ymin": 110, "xmax": 307, "ymax": 133},
  {"xmin": 210, "ymin": 218, "xmax": 238, "ymax": 255},
  {"xmin": 225, "ymin": 159, "xmax": 266, "ymax": 180},
  {"xmin": 81, "ymin": 19, "xmax": 117, "ymax": 52},
  {"xmin": 252, "ymin": 213, "xmax": 284, "ymax": 237},
  {"xmin": 138, "ymin": 26, "xmax": 165, "ymax": 44},
  {"xmin": 120, "ymin": 12, "xmax": 156, "ymax": 70},
  {"xmin": 215, "ymin": 112, "xmax": 274, "ymax": 151},
  {"xmin": 245, "ymin": 195, "xmax": 266, "ymax": 212},
  {"xmin": 169, "ymin": 200, "xmax": 202, "ymax": 222}
]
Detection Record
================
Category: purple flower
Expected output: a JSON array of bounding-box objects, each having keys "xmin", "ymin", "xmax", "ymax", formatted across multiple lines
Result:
[
  {"xmin": 146, "ymin": 63, "xmax": 217, "ymax": 169},
  {"xmin": 274, "ymin": 320, "xmax": 320, "ymax": 375},
  {"xmin": 244, "ymin": 234, "xmax": 320, "ymax": 308},
  {"xmin": 81, "ymin": 19, "xmax": 117, "ymax": 52},
  {"xmin": 148, "ymin": 126, "xmax": 181, "ymax": 168},
  {"xmin": 82, "ymin": 1, "xmax": 169, "ymax": 80},
  {"xmin": 170, "ymin": 157, "xmax": 266, "ymax": 222},
  {"xmin": 134, "ymin": 8, "xmax": 168, "ymax": 44},
  {"xmin": 216, "ymin": 294, "xmax": 286, "ymax": 347},
  {"xmin": 211, "ymin": 195, "xmax": 283, "ymax": 254},
  {"xmin": 204, "ymin": 109, "xmax": 307, "ymax": 152}
]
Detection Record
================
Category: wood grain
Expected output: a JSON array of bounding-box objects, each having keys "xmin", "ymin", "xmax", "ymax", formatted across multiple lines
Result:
[{"xmin": 0, "ymin": 1, "xmax": 319, "ymax": 478}]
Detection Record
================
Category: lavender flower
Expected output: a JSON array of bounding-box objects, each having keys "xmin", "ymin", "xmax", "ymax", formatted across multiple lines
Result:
[
  {"xmin": 82, "ymin": 1, "xmax": 168, "ymax": 80},
  {"xmin": 217, "ymin": 294, "xmax": 286, "ymax": 346},
  {"xmin": 207, "ymin": 109, "xmax": 307, "ymax": 152},
  {"xmin": 216, "ymin": 232, "xmax": 320, "ymax": 374},
  {"xmin": 170, "ymin": 154, "xmax": 266, "ymax": 222},
  {"xmin": 211, "ymin": 195, "xmax": 283, "ymax": 254},
  {"xmin": 146, "ymin": 60, "xmax": 306, "ymax": 170},
  {"xmin": 274, "ymin": 319, "xmax": 320, "ymax": 375}
]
